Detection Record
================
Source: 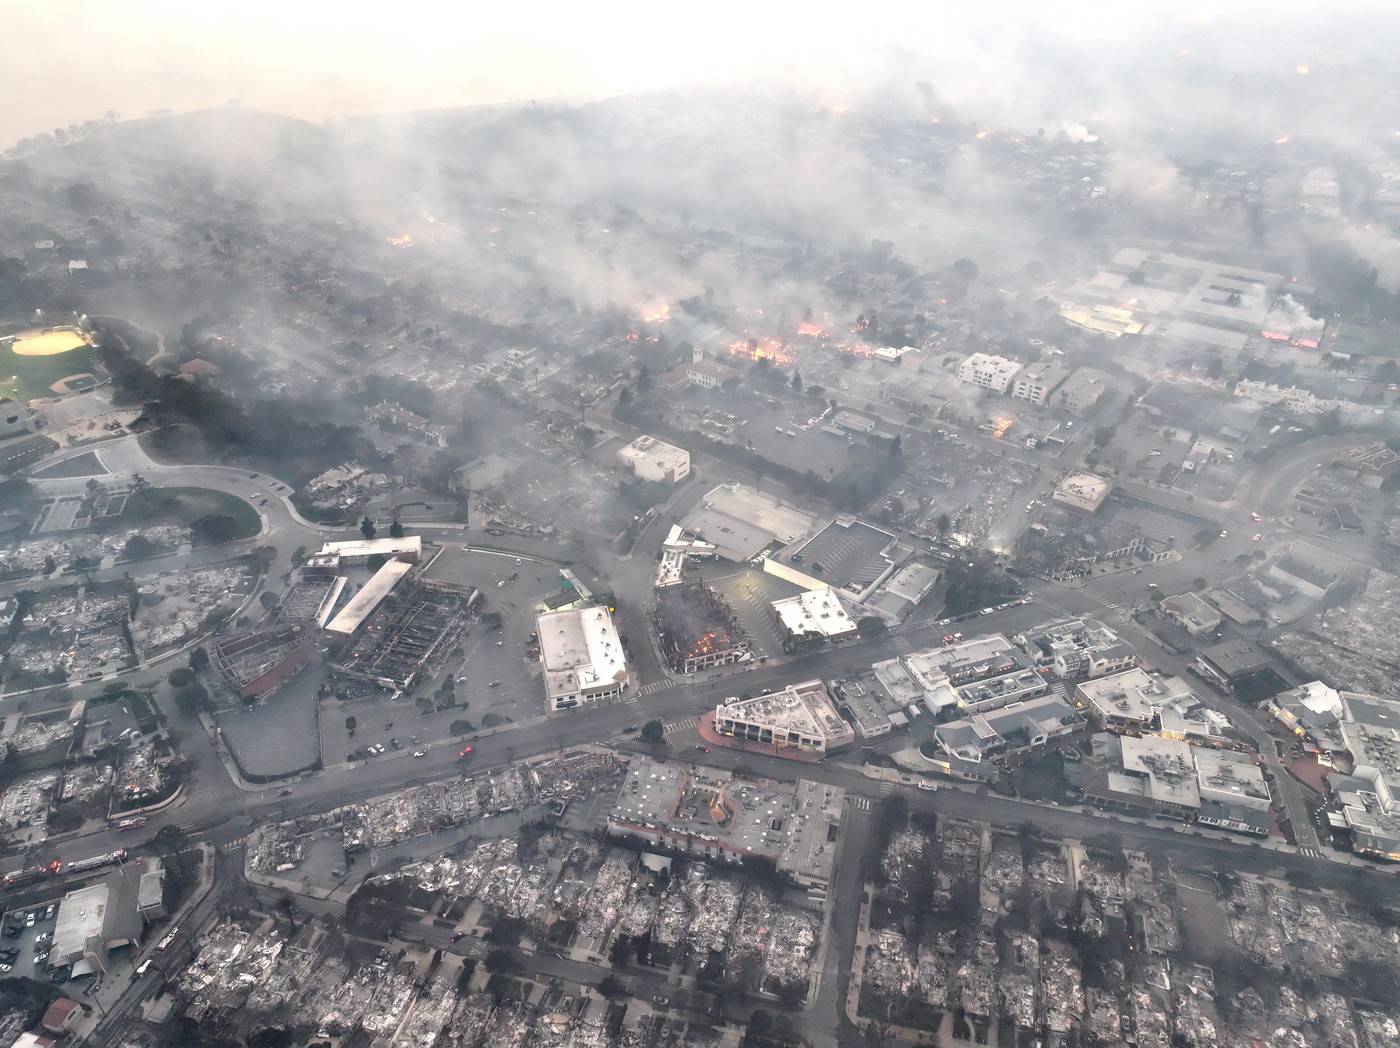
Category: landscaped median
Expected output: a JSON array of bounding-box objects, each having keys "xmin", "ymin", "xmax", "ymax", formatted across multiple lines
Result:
[{"xmin": 124, "ymin": 486, "xmax": 262, "ymax": 545}]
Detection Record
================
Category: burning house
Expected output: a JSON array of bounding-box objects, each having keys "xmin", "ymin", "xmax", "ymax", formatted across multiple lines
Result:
[{"xmin": 653, "ymin": 582, "xmax": 749, "ymax": 674}]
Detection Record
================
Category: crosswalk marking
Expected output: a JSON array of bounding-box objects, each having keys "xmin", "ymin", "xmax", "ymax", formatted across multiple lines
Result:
[
  {"xmin": 665, "ymin": 716, "xmax": 699, "ymax": 735},
  {"xmin": 877, "ymin": 780, "xmax": 895, "ymax": 794},
  {"xmin": 1298, "ymin": 846, "xmax": 1320, "ymax": 858},
  {"xmin": 892, "ymin": 635, "xmax": 915, "ymax": 657},
  {"xmin": 637, "ymin": 680, "xmax": 671, "ymax": 696}
]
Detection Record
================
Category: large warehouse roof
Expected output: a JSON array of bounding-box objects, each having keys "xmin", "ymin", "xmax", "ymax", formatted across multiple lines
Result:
[
  {"xmin": 325, "ymin": 559, "xmax": 413, "ymax": 638},
  {"xmin": 318, "ymin": 535, "xmax": 422, "ymax": 561}
]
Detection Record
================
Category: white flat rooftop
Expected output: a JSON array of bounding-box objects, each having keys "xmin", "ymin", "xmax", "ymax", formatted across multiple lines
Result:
[{"xmin": 537, "ymin": 606, "xmax": 629, "ymax": 696}]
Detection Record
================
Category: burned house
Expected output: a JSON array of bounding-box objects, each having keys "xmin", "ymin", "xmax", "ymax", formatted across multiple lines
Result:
[{"xmin": 653, "ymin": 582, "xmax": 749, "ymax": 674}]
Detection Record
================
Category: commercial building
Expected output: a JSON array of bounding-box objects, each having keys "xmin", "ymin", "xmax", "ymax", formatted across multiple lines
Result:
[
  {"xmin": 1193, "ymin": 748, "xmax": 1270, "ymax": 813},
  {"xmin": 1083, "ymin": 733, "xmax": 1200, "ymax": 817},
  {"xmin": 332, "ymin": 577, "xmax": 478, "ymax": 691},
  {"xmin": 765, "ymin": 517, "xmax": 898, "ymax": 602},
  {"xmin": 932, "ymin": 695, "xmax": 1080, "ymax": 765},
  {"xmin": 714, "ymin": 680, "xmax": 855, "ymax": 755},
  {"xmin": 211, "ymin": 624, "xmax": 316, "ymax": 701},
  {"xmin": 1076, "ymin": 669, "xmax": 1193, "ymax": 732},
  {"xmin": 867, "ymin": 560, "xmax": 941, "ymax": 620},
  {"xmin": 901, "ymin": 635, "xmax": 1047, "ymax": 716},
  {"xmin": 831, "ymin": 676, "xmax": 894, "ymax": 740},
  {"xmin": 324, "ymin": 559, "xmax": 414, "ymax": 640},
  {"xmin": 771, "ymin": 587, "xmax": 857, "ymax": 646},
  {"xmin": 138, "ymin": 861, "xmax": 166, "ymax": 920},
  {"xmin": 1264, "ymin": 681, "xmax": 1347, "ymax": 756},
  {"xmin": 1159, "ymin": 593, "xmax": 1222, "ymax": 638},
  {"xmin": 1053, "ymin": 472, "xmax": 1111, "ymax": 513},
  {"xmin": 1191, "ymin": 639, "xmax": 1273, "ymax": 691},
  {"xmin": 1053, "ymin": 367, "xmax": 1118, "ymax": 416},
  {"xmin": 1233, "ymin": 380, "xmax": 1329, "ymax": 415},
  {"xmin": 1326, "ymin": 694, "xmax": 1400, "ymax": 860},
  {"xmin": 1010, "ymin": 361, "xmax": 1071, "ymax": 405},
  {"xmin": 606, "ymin": 758, "xmax": 845, "ymax": 893},
  {"xmin": 1058, "ymin": 303, "xmax": 1145, "ymax": 339},
  {"xmin": 1264, "ymin": 542, "xmax": 1353, "ymax": 602},
  {"xmin": 679, "ymin": 484, "xmax": 816, "ymax": 563},
  {"xmin": 1021, "ymin": 618, "xmax": 1138, "ymax": 679},
  {"xmin": 1070, "ymin": 249, "xmax": 1289, "ymax": 340},
  {"xmin": 656, "ymin": 524, "xmax": 718, "ymax": 588},
  {"xmin": 956, "ymin": 352, "xmax": 1023, "ymax": 394},
  {"xmin": 653, "ymin": 582, "xmax": 748, "ymax": 674},
  {"xmin": 49, "ymin": 873, "xmax": 143, "ymax": 975},
  {"xmin": 316, "ymin": 535, "xmax": 422, "ymax": 565},
  {"xmin": 617, "ymin": 435, "xmax": 691, "ymax": 484},
  {"xmin": 536, "ymin": 605, "xmax": 633, "ymax": 712}
]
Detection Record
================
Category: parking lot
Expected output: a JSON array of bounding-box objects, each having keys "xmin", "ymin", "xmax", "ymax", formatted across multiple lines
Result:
[
  {"xmin": 0, "ymin": 899, "xmax": 62, "ymax": 981},
  {"xmin": 698, "ymin": 564, "xmax": 800, "ymax": 660},
  {"xmin": 320, "ymin": 547, "xmax": 555, "ymax": 763}
]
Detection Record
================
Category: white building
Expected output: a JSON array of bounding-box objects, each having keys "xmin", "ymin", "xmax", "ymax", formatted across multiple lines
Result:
[
  {"xmin": 324, "ymin": 559, "xmax": 414, "ymax": 639},
  {"xmin": 617, "ymin": 435, "xmax": 691, "ymax": 484},
  {"xmin": 1053, "ymin": 472, "xmax": 1111, "ymax": 513},
  {"xmin": 49, "ymin": 875, "xmax": 143, "ymax": 975},
  {"xmin": 1193, "ymin": 748, "xmax": 1271, "ymax": 812},
  {"xmin": 771, "ymin": 587, "xmax": 857, "ymax": 643},
  {"xmin": 1010, "ymin": 361, "xmax": 1070, "ymax": 405},
  {"xmin": 317, "ymin": 535, "xmax": 422, "ymax": 564},
  {"xmin": 536, "ymin": 605, "xmax": 633, "ymax": 711},
  {"xmin": 956, "ymin": 352, "xmax": 1023, "ymax": 394},
  {"xmin": 1076, "ymin": 668, "xmax": 1194, "ymax": 731},
  {"xmin": 1233, "ymin": 379, "xmax": 1329, "ymax": 415},
  {"xmin": 714, "ymin": 680, "xmax": 855, "ymax": 754}
]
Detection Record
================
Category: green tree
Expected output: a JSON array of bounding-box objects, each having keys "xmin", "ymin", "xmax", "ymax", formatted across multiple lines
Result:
[
  {"xmin": 360, "ymin": 517, "xmax": 377, "ymax": 539},
  {"xmin": 857, "ymin": 616, "xmax": 888, "ymax": 639},
  {"xmin": 389, "ymin": 520, "xmax": 405, "ymax": 538},
  {"xmin": 483, "ymin": 948, "xmax": 518, "ymax": 974},
  {"xmin": 189, "ymin": 513, "xmax": 241, "ymax": 545},
  {"xmin": 188, "ymin": 646, "xmax": 210, "ymax": 672},
  {"xmin": 598, "ymin": 974, "xmax": 627, "ymax": 998},
  {"xmin": 344, "ymin": 716, "xmax": 357, "ymax": 736},
  {"xmin": 173, "ymin": 682, "xmax": 208, "ymax": 716},
  {"xmin": 639, "ymin": 719, "xmax": 666, "ymax": 744},
  {"xmin": 123, "ymin": 534, "xmax": 157, "ymax": 560},
  {"xmin": 167, "ymin": 668, "xmax": 195, "ymax": 688},
  {"xmin": 450, "ymin": 719, "xmax": 475, "ymax": 736}
]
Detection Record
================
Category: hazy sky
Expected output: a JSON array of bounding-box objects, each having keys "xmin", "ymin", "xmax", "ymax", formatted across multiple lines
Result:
[{"xmin": 0, "ymin": 1, "xmax": 1374, "ymax": 148}]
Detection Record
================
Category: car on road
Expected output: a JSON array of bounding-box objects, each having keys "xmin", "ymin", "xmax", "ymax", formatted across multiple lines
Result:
[
  {"xmin": 1219, "ymin": 530, "xmax": 1228, "ymax": 538},
  {"xmin": 1250, "ymin": 511, "xmax": 1263, "ymax": 522},
  {"xmin": 390, "ymin": 738, "xmax": 401, "ymax": 749},
  {"xmin": 278, "ymin": 788, "xmax": 293, "ymax": 797},
  {"xmin": 487, "ymin": 529, "xmax": 504, "ymax": 536},
  {"xmin": 1252, "ymin": 534, "xmax": 1263, "ymax": 542},
  {"xmin": 413, "ymin": 750, "xmax": 427, "ymax": 758},
  {"xmin": 695, "ymin": 744, "xmax": 711, "ymax": 753},
  {"xmin": 978, "ymin": 608, "xmax": 994, "ymax": 616},
  {"xmin": 24, "ymin": 914, "xmax": 34, "ymax": 928},
  {"xmin": 943, "ymin": 633, "xmax": 957, "ymax": 644},
  {"xmin": 917, "ymin": 780, "xmax": 939, "ymax": 792},
  {"xmin": 488, "ymin": 681, "xmax": 502, "ymax": 688},
  {"xmin": 458, "ymin": 746, "xmax": 475, "ymax": 758}
]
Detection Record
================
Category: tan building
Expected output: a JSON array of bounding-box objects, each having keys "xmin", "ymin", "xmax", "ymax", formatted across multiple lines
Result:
[
  {"xmin": 1053, "ymin": 472, "xmax": 1111, "ymax": 513},
  {"xmin": 714, "ymin": 680, "xmax": 855, "ymax": 755}
]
